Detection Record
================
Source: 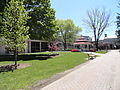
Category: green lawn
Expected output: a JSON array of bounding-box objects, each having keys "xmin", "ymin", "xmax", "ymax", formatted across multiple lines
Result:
[
  {"xmin": 96, "ymin": 51, "xmax": 108, "ymax": 54},
  {"xmin": 0, "ymin": 52, "xmax": 87, "ymax": 90}
]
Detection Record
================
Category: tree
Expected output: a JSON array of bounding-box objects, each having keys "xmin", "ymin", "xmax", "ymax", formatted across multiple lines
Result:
[
  {"xmin": 116, "ymin": 29, "xmax": 120, "ymax": 40},
  {"xmin": 24, "ymin": 0, "xmax": 57, "ymax": 40},
  {"xmin": 0, "ymin": 0, "xmax": 57, "ymax": 40},
  {"xmin": 0, "ymin": 0, "xmax": 30, "ymax": 67},
  {"xmin": 0, "ymin": 0, "xmax": 11, "ymax": 13},
  {"xmin": 56, "ymin": 19, "xmax": 82, "ymax": 50},
  {"xmin": 116, "ymin": 12, "xmax": 120, "ymax": 43},
  {"xmin": 84, "ymin": 8, "xmax": 110, "ymax": 50},
  {"xmin": 116, "ymin": 19, "xmax": 120, "ymax": 43},
  {"xmin": 0, "ymin": 0, "xmax": 10, "ymax": 32}
]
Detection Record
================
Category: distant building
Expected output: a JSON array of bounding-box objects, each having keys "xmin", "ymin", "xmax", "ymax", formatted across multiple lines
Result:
[
  {"xmin": 25, "ymin": 40, "xmax": 49, "ymax": 53},
  {"xmin": 0, "ymin": 39, "xmax": 73, "ymax": 54},
  {"xmin": 73, "ymin": 36, "xmax": 93, "ymax": 51},
  {"xmin": 99, "ymin": 36, "xmax": 120, "ymax": 49},
  {"xmin": 0, "ymin": 40, "xmax": 49, "ymax": 54}
]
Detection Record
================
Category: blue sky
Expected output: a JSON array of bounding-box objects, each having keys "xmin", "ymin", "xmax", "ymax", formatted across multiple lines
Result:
[{"xmin": 51, "ymin": 0, "xmax": 119, "ymax": 39}]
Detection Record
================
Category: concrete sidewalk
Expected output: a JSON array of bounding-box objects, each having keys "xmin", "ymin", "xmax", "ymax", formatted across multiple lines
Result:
[{"xmin": 41, "ymin": 50, "xmax": 120, "ymax": 90}]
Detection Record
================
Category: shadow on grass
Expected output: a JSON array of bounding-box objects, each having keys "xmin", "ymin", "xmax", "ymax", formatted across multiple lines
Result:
[{"xmin": 0, "ymin": 54, "xmax": 59, "ymax": 61}]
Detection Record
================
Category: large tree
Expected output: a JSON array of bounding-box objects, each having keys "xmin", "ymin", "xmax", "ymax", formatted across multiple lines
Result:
[
  {"xmin": 0, "ymin": 0, "xmax": 56, "ymax": 40},
  {"xmin": 0, "ymin": 0, "xmax": 30, "ymax": 67},
  {"xmin": 116, "ymin": 20, "xmax": 120, "ymax": 43},
  {"xmin": 116, "ymin": 5, "xmax": 120, "ymax": 42},
  {"xmin": 0, "ymin": 0, "xmax": 11, "ymax": 13},
  {"xmin": 84, "ymin": 8, "xmax": 110, "ymax": 50},
  {"xmin": 24, "ymin": 0, "xmax": 56, "ymax": 40},
  {"xmin": 0, "ymin": 0, "xmax": 10, "ymax": 31},
  {"xmin": 56, "ymin": 19, "xmax": 82, "ymax": 50}
]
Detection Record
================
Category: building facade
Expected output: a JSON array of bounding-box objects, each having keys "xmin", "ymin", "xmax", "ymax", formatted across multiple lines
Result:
[
  {"xmin": 99, "ymin": 36, "xmax": 120, "ymax": 50},
  {"xmin": 0, "ymin": 40, "xmax": 49, "ymax": 54},
  {"xmin": 25, "ymin": 40, "xmax": 49, "ymax": 53},
  {"xmin": 0, "ymin": 45, "xmax": 5, "ymax": 55}
]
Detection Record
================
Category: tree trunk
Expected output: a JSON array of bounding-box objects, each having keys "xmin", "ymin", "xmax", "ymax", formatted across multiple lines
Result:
[
  {"xmin": 63, "ymin": 43, "xmax": 66, "ymax": 50},
  {"xmin": 94, "ymin": 29, "xmax": 98, "ymax": 51},
  {"xmin": 63, "ymin": 39, "xmax": 67, "ymax": 51},
  {"xmin": 95, "ymin": 40, "xmax": 99, "ymax": 51},
  {"xmin": 63, "ymin": 38, "xmax": 67, "ymax": 50},
  {"xmin": 14, "ymin": 47, "xmax": 18, "ymax": 69}
]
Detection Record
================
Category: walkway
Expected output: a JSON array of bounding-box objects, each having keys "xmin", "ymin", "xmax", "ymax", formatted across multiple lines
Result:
[{"xmin": 41, "ymin": 50, "xmax": 120, "ymax": 90}]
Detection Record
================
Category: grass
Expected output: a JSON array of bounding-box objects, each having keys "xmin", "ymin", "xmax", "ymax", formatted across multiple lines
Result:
[
  {"xmin": 96, "ymin": 51, "xmax": 108, "ymax": 54},
  {"xmin": 0, "ymin": 52, "xmax": 87, "ymax": 90}
]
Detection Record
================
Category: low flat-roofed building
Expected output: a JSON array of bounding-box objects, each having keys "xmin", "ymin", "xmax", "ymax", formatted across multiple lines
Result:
[
  {"xmin": 25, "ymin": 40, "xmax": 49, "ymax": 53},
  {"xmin": 0, "ymin": 40, "xmax": 49, "ymax": 54},
  {"xmin": 99, "ymin": 36, "xmax": 120, "ymax": 49}
]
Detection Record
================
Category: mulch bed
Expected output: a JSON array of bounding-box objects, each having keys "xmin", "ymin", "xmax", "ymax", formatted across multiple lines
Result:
[
  {"xmin": 17, "ymin": 63, "xmax": 32, "ymax": 69},
  {"xmin": 0, "ymin": 63, "xmax": 32, "ymax": 73}
]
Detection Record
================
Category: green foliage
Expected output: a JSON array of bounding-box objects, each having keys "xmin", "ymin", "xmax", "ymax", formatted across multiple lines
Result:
[
  {"xmin": 24, "ymin": 0, "xmax": 57, "ymax": 40},
  {"xmin": 116, "ymin": 2, "xmax": 120, "ymax": 43},
  {"xmin": 0, "ymin": 0, "xmax": 10, "ymax": 13},
  {"xmin": 0, "ymin": 52, "xmax": 87, "ymax": 90},
  {"xmin": 56, "ymin": 19, "xmax": 82, "ymax": 49},
  {"xmin": 0, "ymin": 0, "xmax": 30, "ymax": 51},
  {"xmin": 0, "ymin": 0, "xmax": 57, "ymax": 40},
  {"xmin": 116, "ymin": 13, "xmax": 120, "ymax": 28},
  {"xmin": 0, "ymin": 0, "xmax": 10, "ymax": 32},
  {"xmin": 116, "ymin": 13, "xmax": 120, "ymax": 43},
  {"xmin": 116, "ymin": 30, "xmax": 120, "ymax": 43}
]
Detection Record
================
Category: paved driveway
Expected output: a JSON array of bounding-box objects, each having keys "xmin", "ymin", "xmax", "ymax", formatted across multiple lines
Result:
[{"xmin": 41, "ymin": 50, "xmax": 120, "ymax": 90}]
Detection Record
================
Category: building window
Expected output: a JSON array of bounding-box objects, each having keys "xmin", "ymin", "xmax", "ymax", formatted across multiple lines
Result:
[
  {"xmin": 31, "ymin": 42, "xmax": 40, "ymax": 52},
  {"xmin": 41, "ymin": 42, "xmax": 48, "ymax": 51}
]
